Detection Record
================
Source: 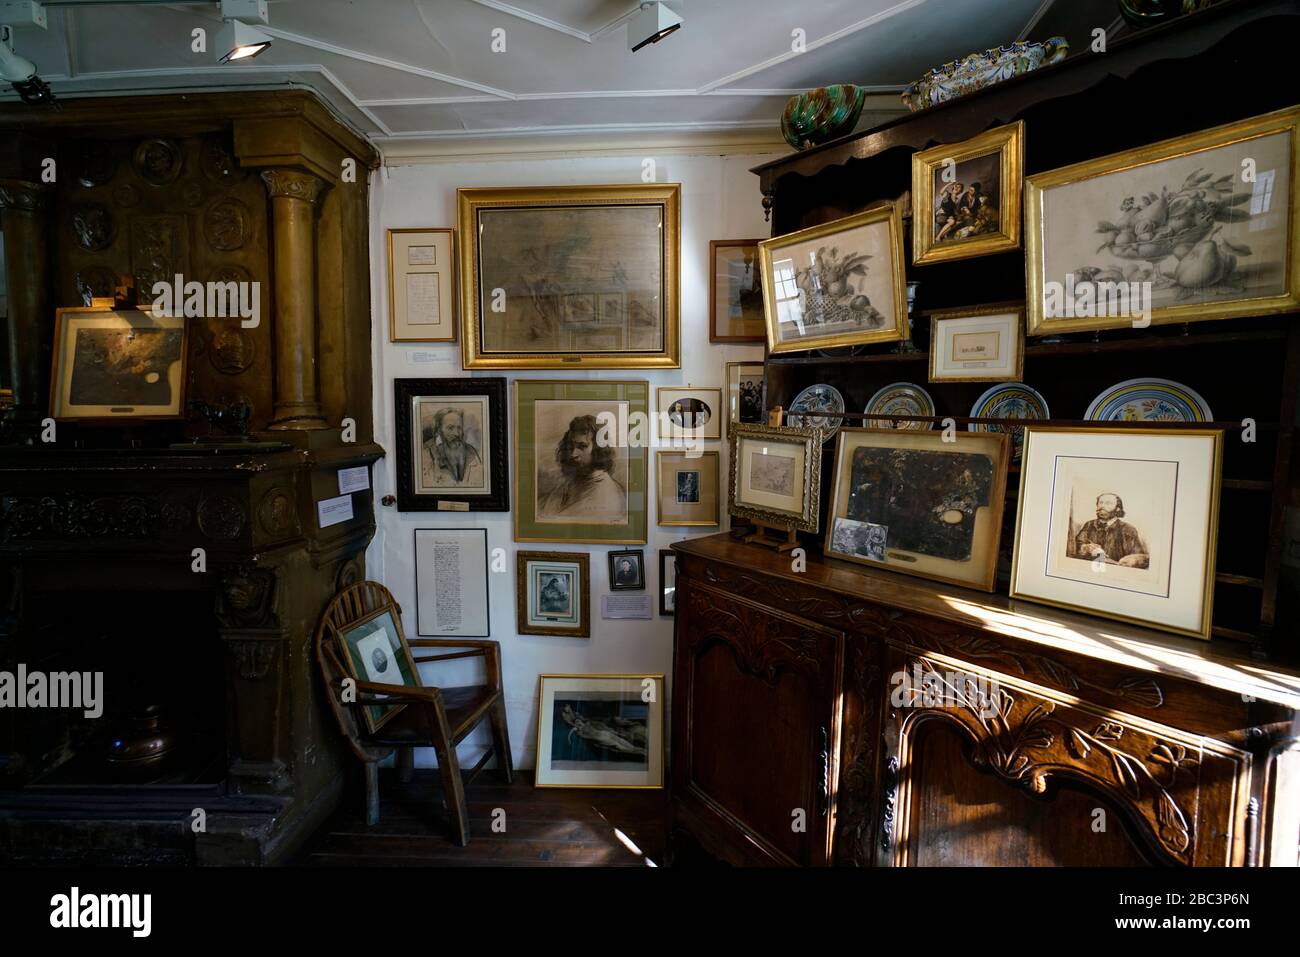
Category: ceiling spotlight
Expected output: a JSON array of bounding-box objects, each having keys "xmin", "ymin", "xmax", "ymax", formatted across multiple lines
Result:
[
  {"xmin": 628, "ymin": 2, "xmax": 682, "ymax": 53},
  {"xmin": 216, "ymin": 0, "xmax": 272, "ymax": 64},
  {"xmin": 0, "ymin": 26, "xmax": 53, "ymax": 105}
]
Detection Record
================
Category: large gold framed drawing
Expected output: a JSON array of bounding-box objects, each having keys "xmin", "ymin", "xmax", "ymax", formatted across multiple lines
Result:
[{"xmin": 458, "ymin": 184, "xmax": 680, "ymax": 369}]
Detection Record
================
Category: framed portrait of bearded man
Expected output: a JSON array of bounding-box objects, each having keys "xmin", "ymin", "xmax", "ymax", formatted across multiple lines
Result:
[
  {"xmin": 394, "ymin": 378, "xmax": 510, "ymax": 512},
  {"xmin": 514, "ymin": 379, "xmax": 649, "ymax": 544}
]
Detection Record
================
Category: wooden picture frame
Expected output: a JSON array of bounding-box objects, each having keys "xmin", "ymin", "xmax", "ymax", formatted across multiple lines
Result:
[
  {"xmin": 388, "ymin": 228, "xmax": 457, "ymax": 342},
  {"xmin": 928, "ymin": 302, "xmax": 1025, "ymax": 382},
  {"xmin": 334, "ymin": 605, "xmax": 422, "ymax": 734},
  {"xmin": 727, "ymin": 422, "xmax": 823, "ymax": 534},
  {"xmin": 533, "ymin": 674, "xmax": 665, "ymax": 788},
  {"xmin": 656, "ymin": 450, "xmax": 720, "ymax": 527},
  {"xmin": 394, "ymin": 377, "xmax": 509, "ymax": 512},
  {"xmin": 725, "ymin": 361, "xmax": 766, "ymax": 435},
  {"xmin": 656, "ymin": 385, "xmax": 722, "ymax": 441},
  {"xmin": 608, "ymin": 548, "xmax": 645, "ymax": 591},
  {"xmin": 516, "ymin": 551, "xmax": 590, "ymax": 638},
  {"xmin": 709, "ymin": 239, "xmax": 766, "ymax": 341}
]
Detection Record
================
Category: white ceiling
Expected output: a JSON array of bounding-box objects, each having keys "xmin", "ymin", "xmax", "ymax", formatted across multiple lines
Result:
[{"xmin": 0, "ymin": 0, "xmax": 1112, "ymax": 153}]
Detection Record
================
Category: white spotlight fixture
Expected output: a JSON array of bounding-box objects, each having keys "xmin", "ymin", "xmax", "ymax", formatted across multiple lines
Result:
[
  {"xmin": 216, "ymin": 0, "xmax": 272, "ymax": 64},
  {"xmin": 628, "ymin": 1, "xmax": 681, "ymax": 53}
]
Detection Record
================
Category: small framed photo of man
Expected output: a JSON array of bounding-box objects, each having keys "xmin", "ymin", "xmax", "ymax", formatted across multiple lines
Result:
[
  {"xmin": 656, "ymin": 450, "xmax": 720, "ymax": 527},
  {"xmin": 394, "ymin": 378, "xmax": 509, "ymax": 511},
  {"xmin": 517, "ymin": 551, "xmax": 590, "ymax": 638},
  {"xmin": 608, "ymin": 549, "xmax": 645, "ymax": 591}
]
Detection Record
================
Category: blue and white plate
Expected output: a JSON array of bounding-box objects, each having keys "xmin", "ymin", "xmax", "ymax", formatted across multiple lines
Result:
[
  {"xmin": 1085, "ymin": 378, "xmax": 1213, "ymax": 423},
  {"xmin": 787, "ymin": 383, "xmax": 845, "ymax": 442}
]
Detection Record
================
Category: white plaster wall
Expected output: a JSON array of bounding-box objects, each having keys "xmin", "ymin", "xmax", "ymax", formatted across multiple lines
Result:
[{"xmin": 366, "ymin": 148, "xmax": 779, "ymax": 769}]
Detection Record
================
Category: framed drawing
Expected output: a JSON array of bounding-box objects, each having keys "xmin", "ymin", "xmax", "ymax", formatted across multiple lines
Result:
[
  {"xmin": 657, "ymin": 386, "xmax": 722, "ymax": 441},
  {"xmin": 393, "ymin": 378, "xmax": 509, "ymax": 512},
  {"xmin": 50, "ymin": 306, "xmax": 188, "ymax": 422},
  {"xmin": 414, "ymin": 528, "xmax": 490, "ymax": 637},
  {"xmin": 727, "ymin": 422, "xmax": 823, "ymax": 533},
  {"xmin": 659, "ymin": 549, "xmax": 677, "ymax": 616},
  {"xmin": 388, "ymin": 228, "xmax": 456, "ymax": 342},
  {"xmin": 517, "ymin": 551, "xmax": 590, "ymax": 638},
  {"xmin": 534, "ymin": 674, "xmax": 665, "ymax": 788},
  {"xmin": 725, "ymin": 361, "xmax": 766, "ymax": 433},
  {"xmin": 334, "ymin": 606, "xmax": 421, "ymax": 733},
  {"xmin": 458, "ymin": 184, "xmax": 681, "ymax": 369},
  {"xmin": 656, "ymin": 450, "xmax": 720, "ymax": 527},
  {"xmin": 759, "ymin": 203, "xmax": 908, "ymax": 354},
  {"xmin": 824, "ymin": 428, "xmax": 1011, "ymax": 592},
  {"xmin": 709, "ymin": 239, "xmax": 766, "ymax": 341},
  {"xmin": 608, "ymin": 549, "xmax": 645, "ymax": 590},
  {"xmin": 929, "ymin": 303, "xmax": 1024, "ymax": 382},
  {"xmin": 1010, "ymin": 427, "xmax": 1223, "ymax": 639},
  {"xmin": 1025, "ymin": 106, "xmax": 1300, "ymax": 334},
  {"xmin": 911, "ymin": 121, "xmax": 1024, "ymax": 265},
  {"xmin": 514, "ymin": 379, "xmax": 648, "ymax": 544}
]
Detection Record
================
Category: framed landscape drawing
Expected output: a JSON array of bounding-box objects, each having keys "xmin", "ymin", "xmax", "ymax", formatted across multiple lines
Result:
[
  {"xmin": 728, "ymin": 422, "xmax": 823, "ymax": 533},
  {"xmin": 759, "ymin": 203, "xmax": 908, "ymax": 354},
  {"xmin": 517, "ymin": 551, "xmax": 590, "ymax": 638},
  {"xmin": 656, "ymin": 450, "xmax": 720, "ymax": 527},
  {"xmin": 709, "ymin": 239, "xmax": 766, "ymax": 341},
  {"xmin": 534, "ymin": 674, "xmax": 665, "ymax": 788},
  {"xmin": 1010, "ymin": 427, "xmax": 1223, "ymax": 639},
  {"xmin": 824, "ymin": 428, "xmax": 1011, "ymax": 591},
  {"xmin": 912, "ymin": 121, "xmax": 1024, "ymax": 265},
  {"xmin": 388, "ymin": 228, "xmax": 456, "ymax": 342},
  {"xmin": 393, "ymin": 378, "xmax": 509, "ymax": 511},
  {"xmin": 929, "ymin": 303, "xmax": 1024, "ymax": 382},
  {"xmin": 514, "ymin": 379, "xmax": 649, "ymax": 544},
  {"xmin": 1025, "ymin": 106, "xmax": 1300, "ymax": 334},
  {"xmin": 458, "ymin": 184, "xmax": 681, "ymax": 368}
]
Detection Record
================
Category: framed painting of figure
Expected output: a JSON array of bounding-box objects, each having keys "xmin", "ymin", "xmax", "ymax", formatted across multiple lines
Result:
[
  {"xmin": 709, "ymin": 239, "xmax": 766, "ymax": 341},
  {"xmin": 393, "ymin": 378, "xmax": 509, "ymax": 512},
  {"xmin": 514, "ymin": 379, "xmax": 649, "ymax": 544},
  {"xmin": 458, "ymin": 184, "xmax": 681, "ymax": 369}
]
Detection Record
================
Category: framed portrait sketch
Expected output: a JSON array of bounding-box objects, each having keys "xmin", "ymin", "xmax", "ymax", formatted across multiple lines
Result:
[
  {"xmin": 414, "ymin": 528, "xmax": 490, "ymax": 637},
  {"xmin": 929, "ymin": 303, "xmax": 1024, "ymax": 382},
  {"xmin": 657, "ymin": 386, "xmax": 722, "ymax": 441},
  {"xmin": 388, "ymin": 228, "xmax": 456, "ymax": 342},
  {"xmin": 659, "ymin": 549, "xmax": 677, "ymax": 616},
  {"xmin": 710, "ymin": 239, "xmax": 766, "ymax": 341},
  {"xmin": 608, "ymin": 549, "xmax": 645, "ymax": 590},
  {"xmin": 657, "ymin": 450, "xmax": 720, "ymax": 527},
  {"xmin": 728, "ymin": 422, "xmax": 823, "ymax": 533},
  {"xmin": 514, "ymin": 379, "xmax": 648, "ymax": 544},
  {"xmin": 1010, "ymin": 427, "xmax": 1223, "ymax": 639},
  {"xmin": 725, "ymin": 361, "xmax": 766, "ymax": 433},
  {"xmin": 911, "ymin": 121, "xmax": 1024, "ymax": 265},
  {"xmin": 50, "ymin": 306, "xmax": 188, "ymax": 421},
  {"xmin": 534, "ymin": 674, "xmax": 665, "ymax": 788},
  {"xmin": 334, "ymin": 607, "xmax": 421, "ymax": 733},
  {"xmin": 759, "ymin": 203, "xmax": 908, "ymax": 354},
  {"xmin": 517, "ymin": 551, "xmax": 590, "ymax": 638},
  {"xmin": 457, "ymin": 184, "xmax": 681, "ymax": 369},
  {"xmin": 393, "ymin": 378, "xmax": 509, "ymax": 512},
  {"xmin": 824, "ymin": 429, "xmax": 1011, "ymax": 592},
  {"xmin": 1025, "ymin": 106, "xmax": 1300, "ymax": 334}
]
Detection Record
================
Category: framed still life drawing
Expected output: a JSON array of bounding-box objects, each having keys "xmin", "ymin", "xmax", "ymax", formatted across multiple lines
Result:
[
  {"xmin": 534, "ymin": 674, "xmax": 665, "ymax": 788},
  {"xmin": 458, "ymin": 184, "xmax": 680, "ymax": 369},
  {"xmin": 388, "ymin": 228, "xmax": 456, "ymax": 342}
]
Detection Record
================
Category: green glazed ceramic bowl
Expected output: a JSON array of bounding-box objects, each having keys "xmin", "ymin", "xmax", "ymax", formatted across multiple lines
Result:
[{"xmin": 781, "ymin": 84, "xmax": 867, "ymax": 150}]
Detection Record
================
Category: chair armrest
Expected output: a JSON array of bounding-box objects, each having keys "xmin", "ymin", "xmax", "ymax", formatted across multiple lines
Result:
[
  {"xmin": 406, "ymin": 639, "xmax": 501, "ymax": 649},
  {"xmin": 406, "ymin": 639, "xmax": 502, "ymax": 691},
  {"xmin": 345, "ymin": 678, "xmax": 443, "ymax": 705}
]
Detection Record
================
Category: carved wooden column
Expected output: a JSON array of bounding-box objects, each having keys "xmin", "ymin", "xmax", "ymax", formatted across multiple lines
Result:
[
  {"xmin": 0, "ymin": 179, "xmax": 53, "ymax": 431},
  {"xmin": 260, "ymin": 169, "xmax": 328, "ymax": 430}
]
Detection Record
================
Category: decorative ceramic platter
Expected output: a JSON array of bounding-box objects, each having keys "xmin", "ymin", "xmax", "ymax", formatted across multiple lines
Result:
[
  {"xmin": 787, "ymin": 383, "xmax": 845, "ymax": 441},
  {"xmin": 968, "ymin": 382, "xmax": 1050, "ymax": 458},
  {"xmin": 1084, "ymin": 377, "xmax": 1213, "ymax": 423},
  {"xmin": 864, "ymin": 381, "xmax": 935, "ymax": 430}
]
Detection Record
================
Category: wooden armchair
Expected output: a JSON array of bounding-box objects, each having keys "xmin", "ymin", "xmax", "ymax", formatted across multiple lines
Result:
[{"xmin": 314, "ymin": 580, "xmax": 512, "ymax": 846}]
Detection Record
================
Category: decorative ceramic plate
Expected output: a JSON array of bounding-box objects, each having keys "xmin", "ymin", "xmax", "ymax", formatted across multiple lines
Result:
[
  {"xmin": 864, "ymin": 382, "xmax": 935, "ymax": 430},
  {"xmin": 787, "ymin": 383, "xmax": 845, "ymax": 441},
  {"xmin": 968, "ymin": 383, "xmax": 1050, "ymax": 458},
  {"xmin": 901, "ymin": 37, "xmax": 1069, "ymax": 111},
  {"xmin": 1084, "ymin": 378, "xmax": 1213, "ymax": 423}
]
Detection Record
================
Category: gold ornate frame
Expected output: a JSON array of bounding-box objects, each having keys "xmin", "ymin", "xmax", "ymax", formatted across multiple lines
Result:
[
  {"xmin": 727, "ymin": 422, "xmax": 824, "ymax": 533},
  {"xmin": 533, "ymin": 674, "xmax": 666, "ymax": 789},
  {"xmin": 927, "ymin": 301, "xmax": 1025, "ymax": 383},
  {"xmin": 656, "ymin": 450, "xmax": 720, "ymax": 527},
  {"xmin": 516, "ymin": 550, "xmax": 591, "ymax": 638}
]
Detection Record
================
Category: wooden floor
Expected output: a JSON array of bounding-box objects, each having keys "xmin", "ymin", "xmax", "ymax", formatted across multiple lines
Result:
[{"xmin": 297, "ymin": 769, "xmax": 668, "ymax": 866}]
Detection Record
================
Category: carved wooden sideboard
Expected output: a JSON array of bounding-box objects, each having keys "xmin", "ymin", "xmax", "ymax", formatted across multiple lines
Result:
[{"xmin": 669, "ymin": 534, "xmax": 1300, "ymax": 867}]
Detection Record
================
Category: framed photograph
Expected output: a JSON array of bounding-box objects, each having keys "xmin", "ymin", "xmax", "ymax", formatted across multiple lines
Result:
[
  {"xmin": 1025, "ymin": 106, "xmax": 1300, "ymax": 335},
  {"xmin": 394, "ymin": 378, "xmax": 509, "ymax": 512},
  {"xmin": 514, "ymin": 379, "xmax": 648, "ymax": 544},
  {"xmin": 709, "ymin": 239, "xmax": 766, "ymax": 341},
  {"xmin": 414, "ymin": 528, "xmax": 490, "ymax": 637},
  {"xmin": 759, "ymin": 203, "xmax": 908, "ymax": 355},
  {"xmin": 657, "ymin": 386, "xmax": 722, "ymax": 441},
  {"xmin": 608, "ymin": 549, "xmax": 645, "ymax": 591},
  {"xmin": 388, "ymin": 228, "xmax": 456, "ymax": 342},
  {"xmin": 1010, "ymin": 427, "xmax": 1223, "ymax": 639},
  {"xmin": 657, "ymin": 450, "xmax": 720, "ymax": 527},
  {"xmin": 659, "ymin": 549, "xmax": 677, "ymax": 616},
  {"xmin": 517, "ymin": 551, "xmax": 590, "ymax": 638},
  {"xmin": 728, "ymin": 422, "xmax": 823, "ymax": 533},
  {"xmin": 534, "ymin": 674, "xmax": 665, "ymax": 788},
  {"xmin": 726, "ymin": 361, "xmax": 766, "ymax": 433},
  {"xmin": 824, "ymin": 428, "xmax": 1011, "ymax": 592},
  {"xmin": 911, "ymin": 120, "xmax": 1024, "ymax": 265},
  {"xmin": 50, "ymin": 306, "xmax": 188, "ymax": 422},
  {"xmin": 335, "ymin": 607, "xmax": 421, "ymax": 733},
  {"xmin": 457, "ymin": 184, "xmax": 680, "ymax": 369},
  {"xmin": 928, "ymin": 303, "xmax": 1024, "ymax": 382}
]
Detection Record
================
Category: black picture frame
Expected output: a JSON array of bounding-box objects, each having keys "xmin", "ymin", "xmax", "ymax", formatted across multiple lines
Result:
[
  {"xmin": 608, "ymin": 548, "xmax": 645, "ymax": 591},
  {"xmin": 394, "ymin": 377, "xmax": 509, "ymax": 511},
  {"xmin": 659, "ymin": 549, "xmax": 677, "ymax": 616}
]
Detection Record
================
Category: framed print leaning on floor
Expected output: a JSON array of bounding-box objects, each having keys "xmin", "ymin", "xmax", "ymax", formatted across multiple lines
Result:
[{"xmin": 534, "ymin": 674, "xmax": 665, "ymax": 788}]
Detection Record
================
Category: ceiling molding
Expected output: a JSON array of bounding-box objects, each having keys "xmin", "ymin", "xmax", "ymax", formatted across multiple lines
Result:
[
  {"xmin": 462, "ymin": 0, "xmax": 594, "ymax": 42},
  {"xmin": 1016, "ymin": 0, "xmax": 1057, "ymax": 41}
]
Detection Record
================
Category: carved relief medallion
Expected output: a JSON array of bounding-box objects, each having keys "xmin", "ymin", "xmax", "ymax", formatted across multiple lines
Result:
[
  {"xmin": 112, "ymin": 183, "xmax": 140, "ymax": 208},
  {"xmin": 198, "ymin": 494, "xmax": 247, "ymax": 541},
  {"xmin": 204, "ymin": 197, "xmax": 250, "ymax": 251},
  {"xmin": 70, "ymin": 203, "xmax": 114, "ymax": 251},
  {"xmin": 258, "ymin": 487, "xmax": 298, "ymax": 538},
  {"xmin": 201, "ymin": 136, "xmax": 244, "ymax": 185},
  {"xmin": 72, "ymin": 141, "xmax": 116, "ymax": 188},
  {"xmin": 131, "ymin": 215, "xmax": 186, "ymax": 305},
  {"xmin": 209, "ymin": 326, "xmax": 256, "ymax": 375},
  {"xmin": 132, "ymin": 138, "xmax": 183, "ymax": 186}
]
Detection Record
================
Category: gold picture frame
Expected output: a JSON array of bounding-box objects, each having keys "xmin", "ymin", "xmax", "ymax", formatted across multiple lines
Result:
[
  {"xmin": 912, "ymin": 121, "xmax": 1024, "ymax": 265},
  {"xmin": 725, "ymin": 360, "xmax": 766, "ymax": 435},
  {"xmin": 1025, "ymin": 106, "xmax": 1300, "ymax": 335},
  {"xmin": 458, "ymin": 184, "xmax": 681, "ymax": 369},
  {"xmin": 656, "ymin": 386, "xmax": 722, "ymax": 441},
  {"xmin": 533, "ymin": 674, "xmax": 665, "ymax": 789},
  {"xmin": 388, "ymin": 227, "xmax": 457, "ymax": 342},
  {"xmin": 727, "ymin": 422, "xmax": 823, "ymax": 533},
  {"xmin": 709, "ymin": 239, "xmax": 766, "ymax": 342},
  {"xmin": 759, "ymin": 203, "xmax": 908, "ymax": 355},
  {"xmin": 656, "ymin": 450, "xmax": 720, "ymax": 527},
  {"xmin": 516, "ymin": 551, "xmax": 590, "ymax": 638},
  {"xmin": 928, "ymin": 302, "xmax": 1025, "ymax": 382}
]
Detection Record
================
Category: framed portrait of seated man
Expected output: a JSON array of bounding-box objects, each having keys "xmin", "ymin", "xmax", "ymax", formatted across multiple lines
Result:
[{"xmin": 393, "ymin": 377, "xmax": 509, "ymax": 511}]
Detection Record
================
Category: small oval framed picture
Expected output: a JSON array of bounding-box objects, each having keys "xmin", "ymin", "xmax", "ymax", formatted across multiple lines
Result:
[
  {"xmin": 657, "ymin": 386, "xmax": 722, "ymax": 441},
  {"xmin": 928, "ymin": 302, "xmax": 1024, "ymax": 382}
]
